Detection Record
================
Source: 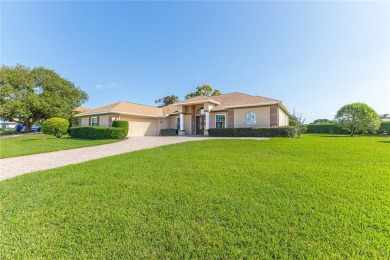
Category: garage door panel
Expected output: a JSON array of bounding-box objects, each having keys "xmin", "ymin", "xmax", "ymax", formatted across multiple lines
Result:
[{"xmin": 122, "ymin": 117, "xmax": 158, "ymax": 136}]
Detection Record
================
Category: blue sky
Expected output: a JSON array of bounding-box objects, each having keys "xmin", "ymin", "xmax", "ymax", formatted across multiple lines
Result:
[{"xmin": 2, "ymin": 1, "xmax": 389, "ymax": 122}]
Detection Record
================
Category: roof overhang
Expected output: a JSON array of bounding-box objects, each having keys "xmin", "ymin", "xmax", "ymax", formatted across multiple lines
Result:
[{"xmin": 211, "ymin": 102, "xmax": 279, "ymax": 111}]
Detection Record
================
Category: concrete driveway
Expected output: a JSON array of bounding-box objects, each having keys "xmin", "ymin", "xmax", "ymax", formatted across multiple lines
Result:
[{"xmin": 0, "ymin": 136, "xmax": 268, "ymax": 181}]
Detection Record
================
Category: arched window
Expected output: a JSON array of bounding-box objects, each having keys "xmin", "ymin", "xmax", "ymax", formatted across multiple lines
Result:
[
  {"xmin": 245, "ymin": 112, "xmax": 256, "ymax": 125},
  {"xmin": 197, "ymin": 107, "xmax": 205, "ymax": 115}
]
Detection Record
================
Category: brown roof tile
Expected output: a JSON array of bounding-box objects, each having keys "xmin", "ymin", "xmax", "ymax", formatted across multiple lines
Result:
[
  {"xmin": 211, "ymin": 92, "xmax": 280, "ymax": 110},
  {"xmin": 77, "ymin": 101, "xmax": 164, "ymax": 117}
]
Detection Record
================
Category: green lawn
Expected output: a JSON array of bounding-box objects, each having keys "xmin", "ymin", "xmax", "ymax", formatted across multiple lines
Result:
[
  {"xmin": 0, "ymin": 135, "xmax": 389, "ymax": 258},
  {"xmin": 0, "ymin": 134, "xmax": 119, "ymax": 158}
]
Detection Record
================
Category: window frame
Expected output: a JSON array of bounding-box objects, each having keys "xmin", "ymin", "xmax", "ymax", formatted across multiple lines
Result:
[
  {"xmin": 176, "ymin": 117, "xmax": 180, "ymax": 130},
  {"xmin": 90, "ymin": 116, "xmax": 98, "ymax": 126},
  {"xmin": 215, "ymin": 114, "xmax": 226, "ymax": 129},
  {"xmin": 245, "ymin": 112, "xmax": 256, "ymax": 125}
]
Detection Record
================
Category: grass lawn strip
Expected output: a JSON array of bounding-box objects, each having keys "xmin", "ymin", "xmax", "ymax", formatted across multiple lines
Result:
[
  {"xmin": 0, "ymin": 135, "xmax": 389, "ymax": 258},
  {"xmin": 0, "ymin": 134, "xmax": 119, "ymax": 158}
]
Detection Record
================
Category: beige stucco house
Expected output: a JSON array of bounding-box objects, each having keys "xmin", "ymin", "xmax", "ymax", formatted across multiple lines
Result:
[{"xmin": 75, "ymin": 92, "xmax": 291, "ymax": 136}]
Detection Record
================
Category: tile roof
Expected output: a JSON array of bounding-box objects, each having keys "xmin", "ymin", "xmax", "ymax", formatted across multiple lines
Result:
[
  {"xmin": 210, "ymin": 92, "xmax": 280, "ymax": 110},
  {"xmin": 73, "ymin": 107, "xmax": 91, "ymax": 113},
  {"xmin": 76, "ymin": 92, "xmax": 286, "ymax": 118},
  {"xmin": 76, "ymin": 101, "xmax": 164, "ymax": 117}
]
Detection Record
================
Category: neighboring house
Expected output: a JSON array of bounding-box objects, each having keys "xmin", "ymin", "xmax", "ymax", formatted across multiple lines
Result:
[
  {"xmin": 0, "ymin": 118, "xmax": 18, "ymax": 129},
  {"xmin": 75, "ymin": 92, "xmax": 291, "ymax": 136}
]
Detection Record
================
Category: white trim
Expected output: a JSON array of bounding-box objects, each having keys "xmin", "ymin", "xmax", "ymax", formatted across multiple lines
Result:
[
  {"xmin": 215, "ymin": 102, "xmax": 279, "ymax": 110},
  {"xmin": 215, "ymin": 114, "xmax": 226, "ymax": 128},
  {"xmin": 179, "ymin": 113, "xmax": 184, "ymax": 131},
  {"xmin": 205, "ymin": 111, "xmax": 210, "ymax": 130}
]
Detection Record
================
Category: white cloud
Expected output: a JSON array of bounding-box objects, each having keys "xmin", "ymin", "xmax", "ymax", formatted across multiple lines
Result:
[{"xmin": 95, "ymin": 83, "xmax": 123, "ymax": 89}]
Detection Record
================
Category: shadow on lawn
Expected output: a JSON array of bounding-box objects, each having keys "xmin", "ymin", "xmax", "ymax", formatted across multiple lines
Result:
[
  {"xmin": 319, "ymin": 135, "xmax": 352, "ymax": 138},
  {"xmin": 377, "ymin": 141, "xmax": 390, "ymax": 144}
]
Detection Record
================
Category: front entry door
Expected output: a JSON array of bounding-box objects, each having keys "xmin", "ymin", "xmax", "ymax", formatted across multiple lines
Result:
[{"xmin": 196, "ymin": 116, "xmax": 205, "ymax": 135}]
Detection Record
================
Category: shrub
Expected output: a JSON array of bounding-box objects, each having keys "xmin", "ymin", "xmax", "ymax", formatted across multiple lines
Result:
[
  {"xmin": 378, "ymin": 121, "xmax": 390, "ymax": 134},
  {"xmin": 306, "ymin": 124, "xmax": 349, "ymax": 134},
  {"xmin": 160, "ymin": 129, "xmax": 178, "ymax": 136},
  {"xmin": 208, "ymin": 127, "xmax": 296, "ymax": 138},
  {"xmin": 69, "ymin": 126, "xmax": 127, "ymax": 140},
  {"xmin": 41, "ymin": 117, "xmax": 69, "ymax": 138},
  {"xmin": 112, "ymin": 120, "xmax": 129, "ymax": 136}
]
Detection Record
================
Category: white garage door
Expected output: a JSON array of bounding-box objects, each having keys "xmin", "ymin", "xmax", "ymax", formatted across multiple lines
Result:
[{"xmin": 124, "ymin": 117, "xmax": 158, "ymax": 136}]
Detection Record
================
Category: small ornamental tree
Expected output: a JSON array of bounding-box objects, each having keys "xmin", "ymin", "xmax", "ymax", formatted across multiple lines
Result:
[
  {"xmin": 335, "ymin": 103, "xmax": 380, "ymax": 136},
  {"xmin": 290, "ymin": 113, "xmax": 307, "ymax": 138},
  {"xmin": 41, "ymin": 117, "xmax": 69, "ymax": 138}
]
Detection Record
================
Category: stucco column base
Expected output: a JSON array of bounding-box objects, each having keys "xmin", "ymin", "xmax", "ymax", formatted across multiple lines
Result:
[
  {"xmin": 203, "ymin": 130, "xmax": 209, "ymax": 136},
  {"xmin": 178, "ymin": 130, "xmax": 186, "ymax": 136}
]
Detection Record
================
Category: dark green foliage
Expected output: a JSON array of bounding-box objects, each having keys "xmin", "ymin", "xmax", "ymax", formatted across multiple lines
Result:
[
  {"xmin": 208, "ymin": 127, "xmax": 296, "ymax": 138},
  {"xmin": 312, "ymin": 119, "xmax": 334, "ymax": 124},
  {"xmin": 41, "ymin": 117, "xmax": 69, "ymax": 138},
  {"xmin": 185, "ymin": 84, "xmax": 221, "ymax": 99},
  {"xmin": 112, "ymin": 120, "xmax": 128, "ymax": 129},
  {"xmin": 289, "ymin": 120, "xmax": 299, "ymax": 127},
  {"xmin": 69, "ymin": 120, "xmax": 128, "ymax": 140},
  {"xmin": 69, "ymin": 127, "xmax": 127, "ymax": 140},
  {"xmin": 378, "ymin": 121, "xmax": 390, "ymax": 134},
  {"xmin": 306, "ymin": 124, "xmax": 349, "ymax": 134},
  {"xmin": 0, "ymin": 64, "xmax": 88, "ymax": 131},
  {"xmin": 160, "ymin": 128, "xmax": 178, "ymax": 136},
  {"xmin": 155, "ymin": 95, "xmax": 180, "ymax": 107}
]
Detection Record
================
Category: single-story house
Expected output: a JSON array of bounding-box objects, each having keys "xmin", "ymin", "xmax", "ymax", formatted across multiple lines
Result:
[
  {"xmin": 0, "ymin": 119, "xmax": 18, "ymax": 129},
  {"xmin": 75, "ymin": 92, "xmax": 291, "ymax": 136}
]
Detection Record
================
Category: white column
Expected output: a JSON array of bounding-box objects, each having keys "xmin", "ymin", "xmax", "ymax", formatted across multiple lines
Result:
[
  {"xmin": 180, "ymin": 113, "xmax": 184, "ymax": 131},
  {"xmin": 205, "ymin": 111, "xmax": 210, "ymax": 130},
  {"xmin": 204, "ymin": 111, "xmax": 210, "ymax": 136}
]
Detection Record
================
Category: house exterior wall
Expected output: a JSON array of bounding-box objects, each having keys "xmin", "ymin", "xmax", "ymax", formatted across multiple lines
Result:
[
  {"xmin": 278, "ymin": 108, "xmax": 289, "ymax": 126},
  {"xmin": 81, "ymin": 117, "xmax": 89, "ymax": 126},
  {"xmin": 99, "ymin": 115, "xmax": 110, "ymax": 127},
  {"xmin": 233, "ymin": 106, "xmax": 270, "ymax": 128}
]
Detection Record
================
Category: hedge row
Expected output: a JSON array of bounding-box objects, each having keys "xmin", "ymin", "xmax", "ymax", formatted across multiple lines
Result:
[
  {"xmin": 160, "ymin": 128, "xmax": 178, "ymax": 136},
  {"xmin": 208, "ymin": 127, "xmax": 296, "ymax": 138},
  {"xmin": 306, "ymin": 124, "xmax": 348, "ymax": 134},
  {"xmin": 69, "ymin": 126, "xmax": 127, "ymax": 139},
  {"xmin": 306, "ymin": 122, "xmax": 390, "ymax": 134},
  {"xmin": 69, "ymin": 120, "xmax": 129, "ymax": 139},
  {"xmin": 378, "ymin": 121, "xmax": 390, "ymax": 134}
]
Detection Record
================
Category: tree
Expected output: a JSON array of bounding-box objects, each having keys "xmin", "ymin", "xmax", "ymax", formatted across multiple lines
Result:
[
  {"xmin": 155, "ymin": 95, "xmax": 180, "ymax": 107},
  {"xmin": 41, "ymin": 117, "xmax": 69, "ymax": 138},
  {"xmin": 290, "ymin": 113, "xmax": 307, "ymax": 138},
  {"xmin": 335, "ymin": 103, "xmax": 380, "ymax": 136},
  {"xmin": 0, "ymin": 64, "xmax": 88, "ymax": 131},
  {"xmin": 311, "ymin": 118, "xmax": 333, "ymax": 124},
  {"xmin": 185, "ymin": 84, "xmax": 221, "ymax": 99}
]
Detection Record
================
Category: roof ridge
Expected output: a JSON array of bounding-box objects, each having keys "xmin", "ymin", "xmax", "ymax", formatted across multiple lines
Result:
[{"xmin": 121, "ymin": 101, "xmax": 162, "ymax": 109}]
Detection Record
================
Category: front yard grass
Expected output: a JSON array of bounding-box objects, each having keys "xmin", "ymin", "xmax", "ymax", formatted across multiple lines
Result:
[
  {"xmin": 0, "ymin": 134, "xmax": 389, "ymax": 258},
  {"xmin": 0, "ymin": 134, "xmax": 119, "ymax": 158}
]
